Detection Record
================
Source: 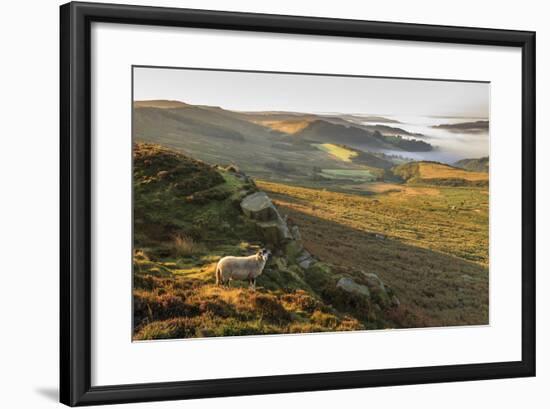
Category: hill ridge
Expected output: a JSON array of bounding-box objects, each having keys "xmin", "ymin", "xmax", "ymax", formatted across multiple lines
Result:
[{"xmin": 392, "ymin": 160, "xmax": 489, "ymax": 187}]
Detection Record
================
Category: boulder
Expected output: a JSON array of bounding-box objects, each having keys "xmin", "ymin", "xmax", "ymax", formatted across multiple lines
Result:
[
  {"xmin": 273, "ymin": 256, "xmax": 288, "ymax": 271},
  {"xmin": 156, "ymin": 170, "xmax": 170, "ymax": 179},
  {"xmin": 362, "ymin": 272, "xmax": 386, "ymax": 292},
  {"xmin": 305, "ymin": 261, "xmax": 332, "ymax": 277},
  {"xmin": 361, "ymin": 272, "xmax": 391, "ymax": 308},
  {"xmin": 296, "ymin": 251, "xmax": 314, "ymax": 269},
  {"xmin": 240, "ymin": 192, "xmax": 278, "ymax": 221},
  {"xmin": 290, "ymin": 225, "xmax": 302, "ymax": 242},
  {"xmin": 299, "ymin": 259, "xmax": 314, "ymax": 269},
  {"xmin": 336, "ymin": 277, "xmax": 370, "ymax": 298},
  {"xmin": 241, "ymin": 191, "xmax": 293, "ymax": 246},
  {"xmin": 284, "ymin": 240, "xmax": 304, "ymax": 262},
  {"xmin": 391, "ymin": 295, "xmax": 401, "ymax": 307},
  {"xmin": 256, "ymin": 219, "xmax": 292, "ymax": 246}
]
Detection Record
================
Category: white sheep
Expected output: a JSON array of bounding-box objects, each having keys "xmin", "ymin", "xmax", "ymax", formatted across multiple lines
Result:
[{"xmin": 215, "ymin": 249, "xmax": 271, "ymax": 290}]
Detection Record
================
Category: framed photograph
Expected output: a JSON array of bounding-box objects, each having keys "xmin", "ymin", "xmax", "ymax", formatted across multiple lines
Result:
[{"xmin": 60, "ymin": 1, "xmax": 535, "ymax": 406}]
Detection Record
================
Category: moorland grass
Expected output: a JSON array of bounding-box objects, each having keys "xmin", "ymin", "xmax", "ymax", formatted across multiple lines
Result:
[
  {"xmin": 257, "ymin": 180, "xmax": 489, "ymax": 327},
  {"xmin": 132, "ymin": 142, "xmax": 489, "ymax": 340}
]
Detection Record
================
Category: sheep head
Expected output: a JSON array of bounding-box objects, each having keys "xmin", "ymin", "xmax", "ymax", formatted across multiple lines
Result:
[{"xmin": 257, "ymin": 248, "xmax": 272, "ymax": 262}]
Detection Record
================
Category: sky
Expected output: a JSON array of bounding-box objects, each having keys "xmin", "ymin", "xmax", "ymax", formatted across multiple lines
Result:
[{"xmin": 133, "ymin": 66, "xmax": 489, "ymax": 118}]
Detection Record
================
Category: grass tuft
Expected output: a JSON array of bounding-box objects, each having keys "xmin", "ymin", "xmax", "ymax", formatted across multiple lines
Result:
[{"xmin": 171, "ymin": 234, "xmax": 206, "ymax": 257}]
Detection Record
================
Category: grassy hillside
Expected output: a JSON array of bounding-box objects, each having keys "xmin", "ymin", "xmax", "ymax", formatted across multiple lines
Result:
[
  {"xmin": 454, "ymin": 157, "xmax": 489, "ymax": 173},
  {"xmin": 258, "ymin": 180, "xmax": 489, "ymax": 327},
  {"xmin": 294, "ymin": 120, "xmax": 432, "ymax": 152},
  {"xmin": 134, "ymin": 102, "xmax": 406, "ymax": 189},
  {"xmin": 392, "ymin": 161, "xmax": 489, "ymax": 187},
  {"xmin": 246, "ymin": 113, "xmax": 424, "ymax": 139},
  {"xmin": 133, "ymin": 143, "xmax": 254, "ymax": 251},
  {"xmin": 432, "ymin": 120, "xmax": 489, "ymax": 133},
  {"xmin": 131, "ymin": 91, "xmax": 491, "ymax": 339},
  {"xmin": 134, "ymin": 103, "xmax": 272, "ymax": 143},
  {"xmin": 251, "ymin": 119, "xmax": 312, "ymax": 134},
  {"xmin": 134, "ymin": 100, "xmax": 432, "ymax": 154},
  {"xmin": 133, "ymin": 143, "xmax": 403, "ymax": 340},
  {"xmin": 134, "ymin": 100, "xmax": 190, "ymax": 109}
]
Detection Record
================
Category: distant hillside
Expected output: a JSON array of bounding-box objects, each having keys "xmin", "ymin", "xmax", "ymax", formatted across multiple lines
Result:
[
  {"xmin": 134, "ymin": 100, "xmax": 432, "ymax": 154},
  {"xmin": 251, "ymin": 119, "xmax": 312, "ymax": 134},
  {"xmin": 361, "ymin": 124, "xmax": 426, "ymax": 138},
  {"xmin": 134, "ymin": 101, "xmax": 273, "ymax": 143},
  {"xmin": 392, "ymin": 161, "xmax": 489, "ymax": 187},
  {"xmin": 133, "ymin": 100, "xmax": 433, "ymax": 191},
  {"xmin": 293, "ymin": 120, "xmax": 432, "ymax": 152},
  {"xmin": 432, "ymin": 120, "xmax": 489, "ymax": 133},
  {"xmin": 253, "ymin": 116, "xmax": 424, "ymax": 138},
  {"xmin": 134, "ymin": 101, "xmax": 381, "ymax": 186},
  {"xmin": 454, "ymin": 157, "xmax": 489, "ymax": 173},
  {"xmin": 133, "ymin": 100, "xmax": 190, "ymax": 109}
]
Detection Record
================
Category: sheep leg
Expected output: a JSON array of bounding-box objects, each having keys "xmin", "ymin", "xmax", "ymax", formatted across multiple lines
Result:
[{"xmin": 215, "ymin": 267, "xmax": 221, "ymax": 286}]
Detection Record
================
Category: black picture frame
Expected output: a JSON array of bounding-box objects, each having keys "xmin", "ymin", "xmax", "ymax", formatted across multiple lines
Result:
[{"xmin": 60, "ymin": 1, "xmax": 536, "ymax": 406}]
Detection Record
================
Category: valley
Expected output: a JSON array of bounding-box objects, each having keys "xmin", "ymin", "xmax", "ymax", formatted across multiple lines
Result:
[{"xmin": 132, "ymin": 99, "xmax": 490, "ymax": 339}]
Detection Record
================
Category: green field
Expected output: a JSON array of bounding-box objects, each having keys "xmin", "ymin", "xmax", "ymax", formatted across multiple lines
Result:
[{"xmin": 320, "ymin": 169, "xmax": 377, "ymax": 182}]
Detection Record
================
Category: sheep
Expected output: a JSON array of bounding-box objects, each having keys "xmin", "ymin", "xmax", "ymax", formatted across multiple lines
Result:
[{"xmin": 215, "ymin": 249, "xmax": 271, "ymax": 290}]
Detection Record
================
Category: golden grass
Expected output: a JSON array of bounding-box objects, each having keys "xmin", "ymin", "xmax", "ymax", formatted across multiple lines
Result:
[
  {"xmin": 256, "ymin": 179, "xmax": 489, "ymax": 327},
  {"xmin": 252, "ymin": 119, "xmax": 312, "ymax": 134},
  {"xmin": 171, "ymin": 234, "xmax": 206, "ymax": 257},
  {"xmin": 417, "ymin": 163, "xmax": 488, "ymax": 182},
  {"xmin": 257, "ymin": 180, "xmax": 488, "ymax": 265},
  {"xmin": 133, "ymin": 274, "xmax": 366, "ymax": 340},
  {"xmin": 313, "ymin": 143, "xmax": 358, "ymax": 162},
  {"xmin": 347, "ymin": 182, "xmax": 440, "ymax": 197}
]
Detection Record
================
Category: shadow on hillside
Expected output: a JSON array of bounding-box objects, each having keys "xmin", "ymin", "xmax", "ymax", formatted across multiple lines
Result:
[{"xmin": 276, "ymin": 204, "xmax": 489, "ymax": 328}]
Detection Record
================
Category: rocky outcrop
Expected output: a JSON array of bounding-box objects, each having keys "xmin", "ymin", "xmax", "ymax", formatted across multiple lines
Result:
[
  {"xmin": 336, "ymin": 273, "xmax": 399, "ymax": 310},
  {"xmin": 290, "ymin": 225, "xmax": 301, "ymax": 242},
  {"xmin": 363, "ymin": 272, "xmax": 386, "ymax": 292},
  {"xmin": 336, "ymin": 277, "xmax": 371, "ymax": 297},
  {"xmin": 240, "ymin": 191, "xmax": 292, "ymax": 245},
  {"xmin": 241, "ymin": 192, "xmax": 278, "ymax": 221},
  {"xmin": 240, "ymin": 190, "xmax": 319, "ymax": 289},
  {"xmin": 296, "ymin": 251, "xmax": 315, "ymax": 269},
  {"xmin": 240, "ymin": 188, "xmax": 400, "ymax": 325}
]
